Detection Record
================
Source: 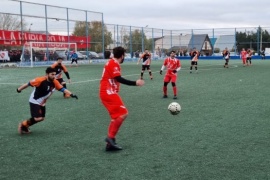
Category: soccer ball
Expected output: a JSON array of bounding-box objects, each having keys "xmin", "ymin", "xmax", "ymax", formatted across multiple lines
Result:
[{"xmin": 168, "ymin": 102, "xmax": 181, "ymax": 115}]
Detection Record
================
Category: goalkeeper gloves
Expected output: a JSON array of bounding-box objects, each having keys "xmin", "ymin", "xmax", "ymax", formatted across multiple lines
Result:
[
  {"xmin": 70, "ymin": 94, "xmax": 78, "ymax": 99},
  {"xmin": 17, "ymin": 88, "xmax": 21, "ymax": 93},
  {"xmin": 160, "ymin": 70, "xmax": 162, "ymax": 75}
]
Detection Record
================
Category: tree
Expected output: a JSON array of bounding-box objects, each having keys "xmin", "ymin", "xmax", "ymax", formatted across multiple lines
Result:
[
  {"xmin": 0, "ymin": 14, "xmax": 26, "ymax": 30},
  {"xmin": 236, "ymin": 31, "xmax": 258, "ymax": 52},
  {"xmin": 73, "ymin": 21, "xmax": 112, "ymax": 52},
  {"xmin": 123, "ymin": 29, "xmax": 152, "ymax": 53}
]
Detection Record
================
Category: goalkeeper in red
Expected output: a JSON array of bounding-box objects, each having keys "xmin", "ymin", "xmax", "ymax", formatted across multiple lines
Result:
[
  {"xmin": 100, "ymin": 46, "xmax": 144, "ymax": 151},
  {"xmin": 160, "ymin": 50, "xmax": 181, "ymax": 99},
  {"xmin": 16, "ymin": 67, "xmax": 78, "ymax": 135}
]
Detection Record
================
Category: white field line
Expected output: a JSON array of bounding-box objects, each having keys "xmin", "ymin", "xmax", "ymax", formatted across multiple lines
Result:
[{"xmin": 0, "ymin": 63, "xmax": 241, "ymax": 85}]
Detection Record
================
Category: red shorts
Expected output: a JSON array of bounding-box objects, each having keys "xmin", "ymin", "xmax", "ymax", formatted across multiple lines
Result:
[
  {"xmin": 100, "ymin": 93, "xmax": 128, "ymax": 119},
  {"xmin": 164, "ymin": 73, "xmax": 177, "ymax": 83}
]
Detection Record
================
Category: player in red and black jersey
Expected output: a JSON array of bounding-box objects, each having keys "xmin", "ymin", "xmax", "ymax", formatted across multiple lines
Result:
[
  {"xmin": 222, "ymin": 48, "xmax": 230, "ymax": 68},
  {"xmin": 100, "ymin": 46, "xmax": 144, "ymax": 151},
  {"xmin": 137, "ymin": 49, "xmax": 153, "ymax": 80},
  {"xmin": 16, "ymin": 67, "xmax": 78, "ymax": 134},
  {"xmin": 51, "ymin": 57, "xmax": 71, "ymax": 97}
]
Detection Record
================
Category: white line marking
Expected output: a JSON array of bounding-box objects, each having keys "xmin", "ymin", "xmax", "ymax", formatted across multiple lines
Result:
[{"xmin": 0, "ymin": 63, "xmax": 241, "ymax": 85}]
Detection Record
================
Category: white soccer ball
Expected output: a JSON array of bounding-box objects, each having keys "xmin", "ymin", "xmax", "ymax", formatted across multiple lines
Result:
[{"xmin": 168, "ymin": 102, "xmax": 181, "ymax": 115}]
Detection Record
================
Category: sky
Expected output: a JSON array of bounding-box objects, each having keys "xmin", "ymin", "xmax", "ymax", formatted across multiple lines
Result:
[{"xmin": 2, "ymin": 0, "xmax": 270, "ymax": 30}]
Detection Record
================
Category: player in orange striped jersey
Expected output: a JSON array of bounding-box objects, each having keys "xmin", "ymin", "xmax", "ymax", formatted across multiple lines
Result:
[
  {"xmin": 246, "ymin": 49, "xmax": 253, "ymax": 66},
  {"xmin": 16, "ymin": 67, "xmax": 78, "ymax": 134},
  {"xmin": 160, "ymin": 50, "xmax": 181, "ymax": 99},
  {"xmin": 222, "ymin": 48, "xmax": 230, "ymax": 68},
  {"xmin": 51, "ymin": 57, "xmax": 71, "ymax": 97},
  {"xmin": 189, "ymin": 48, "xmax": 199, "ymax": 73},
  {"xmin": 137, "ymin": 49, "xmax": 153, "ymax": 80}
]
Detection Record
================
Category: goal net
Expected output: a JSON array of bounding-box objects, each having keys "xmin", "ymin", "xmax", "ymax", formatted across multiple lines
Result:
[{"xmin": 20, "ymin": 42, "xmax": 77, "ymax": 67}]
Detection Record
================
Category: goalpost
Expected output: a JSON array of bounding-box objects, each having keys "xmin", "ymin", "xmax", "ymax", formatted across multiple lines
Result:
[{"xmin": 20, "ymin": 42, "xmax": 77, "ymax": 67}]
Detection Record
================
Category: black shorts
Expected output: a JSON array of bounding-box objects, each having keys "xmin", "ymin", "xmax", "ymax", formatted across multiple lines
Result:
[
  {"xmin": 56, "ymin": 78, "xmax": 65, "ymax": 85},
  {"xmin": 71, "ymin": 59, "xmax": 78, "ymax": 64},
  {"xmin": 191, "ymin": 61, "xmax": 198, "ymax": 65},
  {"xmin": 142, "ymin": 65, "xmax": 150, "ymax": 70},
  {"xmin": 30, "ymin": 103, "xmax": 46, "ymax": 118}
]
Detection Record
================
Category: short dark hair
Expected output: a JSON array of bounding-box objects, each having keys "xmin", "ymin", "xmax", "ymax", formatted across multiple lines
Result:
[
  {"xmin": 170, "ymin": 50, "xmax": 176, "ymax": 54},
  {"xmin": 46, "ymin": 67, "xmax": 56, "ymax": 74},
  {"xmin": 57, "ymin": 57, "xmax": 63, "ymax": 60},
  {"xmin": 113, "ymin": 46, "xmax": 126, "ymax": 58}
]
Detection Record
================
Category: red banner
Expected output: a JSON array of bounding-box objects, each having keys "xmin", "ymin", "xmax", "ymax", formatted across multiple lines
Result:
[{"xmin": 0, "ymin": 30, "xmax": 90, "ymax": 48}]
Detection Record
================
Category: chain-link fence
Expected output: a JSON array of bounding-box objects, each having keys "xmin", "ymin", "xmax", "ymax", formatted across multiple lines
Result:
[{"xmin": 1, "ymin": 0, "xmax": 270, "ymax": 64}]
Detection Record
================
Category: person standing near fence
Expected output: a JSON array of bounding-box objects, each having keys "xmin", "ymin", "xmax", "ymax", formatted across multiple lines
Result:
[
  {"xmin": 137, "ymin": 49, "xmax": 153, "ymax": 80},
  {"xmin": 16, "ymin": 67, "xmax": 78, "ymax": 134},
  {"xmin": 51, "ymin": 57, "xmax": 71, "ymax": 97},
  {"xmin": 222, "ymin": 47, "xmax": 230, "ymax": 68},
  {"xmin": 100, "ymin": 46, "xmax": 144, "ymax": 151}
]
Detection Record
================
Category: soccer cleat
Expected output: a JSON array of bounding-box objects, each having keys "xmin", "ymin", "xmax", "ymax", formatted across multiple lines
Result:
[
  {"xmin": 163, "ymin": 95, "xmax": 168, "ymax": 98},
  {"xmin": 18, "ymin": 123, "xmax": 31, "ymax": 134},
  {"xmin": 105, "ymin": 137, "xmax": 122, "ymax": 151},
  {"xmin": 173, "ymin": 96, "xmax": 177, "ymax": 99},
  {"xmin": 150, "ymin": 76, "xmax": 153, "ymax": 80}
]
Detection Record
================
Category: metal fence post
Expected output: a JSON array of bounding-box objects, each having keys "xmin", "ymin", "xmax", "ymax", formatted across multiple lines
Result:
[
  {"xmin": 86, "ymin": 11, "xmax": 89, "ymax": 59},
  {"xmin": 129, "ymin": 26, "xmax": 132, "ymax": 55},
  {"xmin": 66, "ymin": 8, "xmax": 70, "ymax": 59},
  {"xmin": 102, "ymin": 13, "xmax": 104, "ymax": 57},
  {"xmin": 45, "ymin": 5, "xmax": 48, "ymax": 64},
  {"xmin": 152, "ymin": 28, "xmax": 154, "ymax": 55},
  {"xmin": 170, "ymin": 30, "xmax": 172, "ymax": 50},
  {"xmin": 117, "ymin": 24, "xmax": 119, "ymax": 46},
  {"xmin": 141, "ymin": 27, "xmax": 144, "ymax": 52}
]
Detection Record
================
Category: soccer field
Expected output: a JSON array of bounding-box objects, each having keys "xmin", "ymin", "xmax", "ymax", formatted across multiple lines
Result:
[{"xmin": 0, "ymin": 60, "xmax": 270, "ymax": 179}]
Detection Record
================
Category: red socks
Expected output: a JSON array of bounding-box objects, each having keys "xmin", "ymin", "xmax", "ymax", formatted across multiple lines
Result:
[{"xmin": 108, "ymin": 116, "xmax": 125, "ymax": 139}]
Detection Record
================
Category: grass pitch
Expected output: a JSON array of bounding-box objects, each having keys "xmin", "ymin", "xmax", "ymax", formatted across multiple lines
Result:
[{"xmin": 0, "ymin": 60, "xmax": 270, "ymax": 180}]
